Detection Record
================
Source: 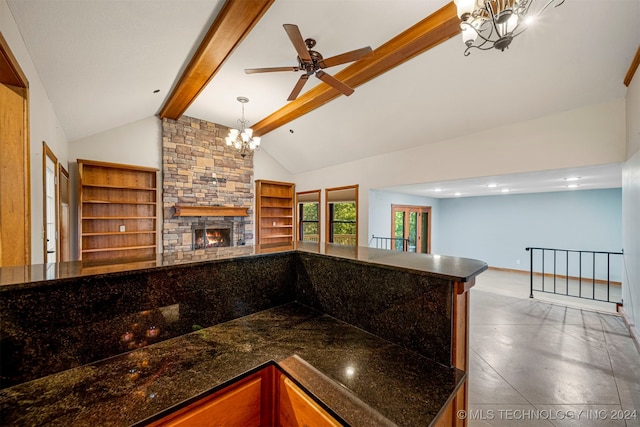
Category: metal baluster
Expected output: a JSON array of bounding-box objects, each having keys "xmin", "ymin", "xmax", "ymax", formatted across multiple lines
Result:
[
  {"xmin": 592, "ymin": 252, "xmax": 596, "ymax": 300},
  {"xmin": 579, "ymin": 251, "xmax": 582, "ymax": 298},
  {"xmin": 553, "ymin": 249, "xmax": 557, "ymax": 294},
  {"xmin": 529, "ymin": 247, "xmax": 534, "ymax": 298},
  {"xmin": 607, "ymin": 253, "xmax": 610, "ymax": 302},
  {"xmin": 565, "ymin": 250, "xmax": 569, "ymax": 296}
]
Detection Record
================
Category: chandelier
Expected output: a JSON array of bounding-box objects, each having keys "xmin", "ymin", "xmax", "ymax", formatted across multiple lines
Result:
[
  {"xmin": 453, "ymin": 0, "xmax": 564, "ymax": 56},
  {"xmin": 225, "ymin": 96, "xmax": 260, "ymax": 157}
]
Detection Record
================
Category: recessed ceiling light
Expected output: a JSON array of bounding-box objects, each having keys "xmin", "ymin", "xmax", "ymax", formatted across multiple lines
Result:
[
  {"xmin": 434, "ymin": 188, "xmax": 442, "ymax": 192},
  {"xmin": 454, "ymin": 192, "xmax": 461, "ymax": 196},
  {"xmin": 487, "ymin": 183, "xmax": 498, "ymax": 188},
  {"xmin": 564, "ymin": 177, "xmax": 580, "ymax": 181},
  {"xmin": 501, "ymin": 188, "xmax": 510, "ymax": 193},
  {"xmin": 567, "ymin": 184, "xmax": 579, "ymax": 188}
]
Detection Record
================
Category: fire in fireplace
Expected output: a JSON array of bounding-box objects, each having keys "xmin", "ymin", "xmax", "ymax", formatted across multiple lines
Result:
[{"xmin": 193, "ymin": 225, "xmax": 232, "ymax": 249}]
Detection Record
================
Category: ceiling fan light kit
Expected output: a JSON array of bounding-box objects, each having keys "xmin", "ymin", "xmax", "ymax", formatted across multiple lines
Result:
[
  {"xmin": 245, "ymin": 24, "xmax": 373, "ymax": 101},
  {"xmin": 453, "ymin": 0, "xmax": 564, "ymax": 55},
  {"xmin": 225, "ymin": 97, "xmax": 260, "ymax": 158}
]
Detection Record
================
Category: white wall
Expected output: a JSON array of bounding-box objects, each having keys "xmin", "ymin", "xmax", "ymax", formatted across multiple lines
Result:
[
  {"xmin": 622, "ymin": 69, "xmax": 640, "ymax": 339},
  {"xmin": 69, "ymin": 116, "xmax": 162, "ymax": 169},
  {"xmin": 292, "ymin": 99, "xmax": 627, "ymax": 245},
  {"xmin": 253, "ymin": 149, "xmax": 293, "ymax": 183},
  {"xmin": 2, "ymin": 0, "xmax": 69, "ymax": 264}
]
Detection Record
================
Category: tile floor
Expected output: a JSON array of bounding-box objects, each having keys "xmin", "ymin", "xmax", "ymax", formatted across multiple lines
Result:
[{"xmin": 468, "ymin": 269, "xmax": 640, "ymax": 426}]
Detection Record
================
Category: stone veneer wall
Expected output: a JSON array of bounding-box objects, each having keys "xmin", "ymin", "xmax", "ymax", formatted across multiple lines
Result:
[{"xmin": 162, "ymin": 116, "xmax": 254, "ymax": 254}]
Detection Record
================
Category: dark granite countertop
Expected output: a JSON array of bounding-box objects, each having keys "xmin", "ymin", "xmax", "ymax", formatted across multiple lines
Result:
[
  {"xmin": 0, "ymin": 243, "xmax": 486, "ymax": 291},
  {"xmin": 0, "ymin": 303, "xmax": 464, "ymax": 427}
]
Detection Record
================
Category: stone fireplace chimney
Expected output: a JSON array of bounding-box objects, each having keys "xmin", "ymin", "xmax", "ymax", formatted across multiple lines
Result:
[{"xmin": 162, "ymin": 116, "xmax": 254, "ymax": 254}]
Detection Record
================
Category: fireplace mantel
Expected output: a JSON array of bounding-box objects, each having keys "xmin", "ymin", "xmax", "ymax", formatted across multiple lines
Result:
[{"xmin": 174, "ymin": 205, "xmax": 249, "ymax": 217}]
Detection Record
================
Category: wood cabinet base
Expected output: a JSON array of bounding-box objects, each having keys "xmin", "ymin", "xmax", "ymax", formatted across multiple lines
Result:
[{"xmin": 147, "ymin": 364, "xmax": 342, "ymax": 427}]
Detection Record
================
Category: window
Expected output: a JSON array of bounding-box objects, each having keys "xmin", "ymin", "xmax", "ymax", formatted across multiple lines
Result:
[
  {"xmin": 326, "ymin": 185, "xmax": 358, "ymax": 247},
  {"xmin": 296, "ymin": 190, "xmax": 321, "ymax": 242},
  {"xmin": 329, "ymin": 202, "xmax": 356, "ymax": 246},
  {"xmin": 299, "ymin": 201, "xmax": 319, "ymax": 241}
]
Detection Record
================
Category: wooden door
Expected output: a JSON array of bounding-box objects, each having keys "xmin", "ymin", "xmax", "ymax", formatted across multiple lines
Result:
[
  {"xmin": 391, "ymin": 205, "xmax": 431, "ymax": 253},
  {"xmin": 0, "ymin": 32, "xmax": 30, "ymax": 267}
]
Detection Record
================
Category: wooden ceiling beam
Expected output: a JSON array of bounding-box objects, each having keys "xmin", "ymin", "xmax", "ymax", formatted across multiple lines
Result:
[
  {"xmin": 623, "ymin": 44, "xmax": 640, "ymax": 87},
  {"xmin": 159, "ymin": 0, "xmax": 274, "ymax": 120},
  {"xmin": 252, "ymin": 2, "xmax": 461, "ymax": 137}
]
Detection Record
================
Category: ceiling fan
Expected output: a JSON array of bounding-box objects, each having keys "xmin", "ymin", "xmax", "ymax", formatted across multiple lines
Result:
[{"xmin": 245, "ymin": 24, "xmax": 373, "ymax": 101}]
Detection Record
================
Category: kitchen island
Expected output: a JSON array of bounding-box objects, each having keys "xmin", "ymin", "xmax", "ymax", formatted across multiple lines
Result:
[{"xmin": 0, "ymin": 243, "xmax": 487, "ymax": 426}]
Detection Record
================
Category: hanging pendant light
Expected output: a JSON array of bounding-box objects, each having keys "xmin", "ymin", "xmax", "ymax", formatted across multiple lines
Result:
[
  {"xmin": 225, "ymin": 97, "xmax": 261, "ymax": 157},
  {"xmin": 453, "ymin": 0, "xmax": 564, "ymax": 56}
]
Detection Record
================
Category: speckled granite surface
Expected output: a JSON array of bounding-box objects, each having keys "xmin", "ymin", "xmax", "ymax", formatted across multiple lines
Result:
[
  {"xmin": 0, "ymin": 245, "xmax": 486, "ymax": 388},
  {"xmin": 0, "ymin": 252, "xmax": 296, "ymax": 387},
  {"xmin": 0, "ymin": 244, "xmax": 486, "ymax": 426},
  {"xmin": 296, "ymin": 252, "xmax": 453, "ymax": 366},
  {"xmin": 0, "ymin": 303, "xmax": 464, "ymax": 427}
]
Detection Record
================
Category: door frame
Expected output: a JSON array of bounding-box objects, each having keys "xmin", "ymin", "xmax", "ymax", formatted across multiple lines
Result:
[
  {"xmin": 0, "ymin": 31, "xmax": 31, "ymax": 266},
  {"xmin": 391, "ymin": 204, "xmax": 431, "ymax": 253},
  {"xmin": 43, "ymin": 142, "xmax": 58, "ymax": 263}
]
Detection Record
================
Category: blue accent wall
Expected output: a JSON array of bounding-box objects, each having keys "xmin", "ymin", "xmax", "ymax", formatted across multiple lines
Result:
[
  {"xmin": 369, "ymin": 188, "xmax": 622, "ymax": 280},
  {"xmin": 437, "ymin": 189, "xmax": 622, "ymax": 279}
]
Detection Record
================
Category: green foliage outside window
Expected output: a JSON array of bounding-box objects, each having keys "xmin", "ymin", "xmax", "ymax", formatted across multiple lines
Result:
[
  {"xmin": 331, "ymin": 202, "xmax": 356, "ymax": 242},
  {"xmin": 300, "ymin": 202, "xmax": 319, "ymax": 241}
]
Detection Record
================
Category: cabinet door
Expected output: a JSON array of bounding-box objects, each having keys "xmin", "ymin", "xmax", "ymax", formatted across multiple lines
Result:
[
  {"xmin": 278, "ymin": 375, "xmax": 341, "ymax": 427},
  {"xmin": 150, "ymin": 376, "xmax": 262, "ymax": 427}
]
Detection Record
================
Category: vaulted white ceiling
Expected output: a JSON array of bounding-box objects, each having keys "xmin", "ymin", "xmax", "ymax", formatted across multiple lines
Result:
[{"xmin": 6, "ymin": 0, "xmax": 639, "ymax": 193}]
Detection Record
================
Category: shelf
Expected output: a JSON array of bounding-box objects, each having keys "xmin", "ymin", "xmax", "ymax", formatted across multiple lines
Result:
[
  {"xmin": 173, "ymin": 205, "xmax": 249, "ymax": 217},
  {"xmin": 82, "ymin": 216, "xmax": 157, "ymax": 220},
  {"xmin": 261, "ymin": 234, "xmax": 293, "ymax": 239},
  {"xmin": 261, "ymin": 194, "xmax": 293, "ymax": 199},
  {"xmin": 262, "ymin": 226, "xmax": 293, "ymax": 229},
  {"xmin": 82, "ymin": 231, "xmax": 156, "ymax": 236},
  {"xmin": 83, "ymin": 200, "xmax": 156, "ymax": 205},
  {"xmin": 81, "ymin": 244, "xmax": 157, "ymax": 253},
  {"xmin": 78, "ymin": 160, "xmax": 159, "ymax": 261},
  {"xmin": 82, "ymin": 183, "xmax": 156, "ymax": 191},
  {"xmin": 260, "ymin": 215, "xmax": 293, "ymax": 219}
]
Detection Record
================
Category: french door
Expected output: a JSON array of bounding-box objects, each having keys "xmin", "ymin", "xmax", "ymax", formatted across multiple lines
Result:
[{"xmin": 391, "ymin": 205, "xmax": 431, "ymax": 253}]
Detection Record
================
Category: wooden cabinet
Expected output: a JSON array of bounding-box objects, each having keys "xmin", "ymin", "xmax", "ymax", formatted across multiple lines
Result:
[
  {"xmin": 278, "ymin": 374, "xmax": 341, "ymax": 427},
  {"xmin": 148, "ymin": 364, "xmax": 341, "ymax": 427},
  {"xmin": 149, "ymin": 372, "xmax": 265, "ymax": 427},
  {"xmin": 78, "ymin": 159, "xmax": 158, "ymax": 261},
  {"xmin": 255, "ymin": 180, "xmax": 295, "ymax": 245}
]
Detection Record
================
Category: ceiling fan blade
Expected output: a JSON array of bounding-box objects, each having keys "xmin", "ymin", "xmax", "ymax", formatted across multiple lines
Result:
[
  {"xmin": 283, "ymin": 24, "xmax": 311, "ymax": 62},
  {"xmin": 315, "ymin": 70, "xmax": 354, "ymax": 97},
  {"xmin": 245, "ymin": 66, "xmax": 299, "ymax": 74},
  {"xmin": 287, "ymin": 74, "xmax": 310, "ymax": 101},
  {"xmin": 319, "ymin": 46, "xmax": 374, "ymax": 69}
]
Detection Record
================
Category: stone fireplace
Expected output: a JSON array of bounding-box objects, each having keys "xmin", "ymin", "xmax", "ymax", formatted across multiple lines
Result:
[{"xmin": 162, "ymin": 116, "xmax": 254, "ymax": 254}]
